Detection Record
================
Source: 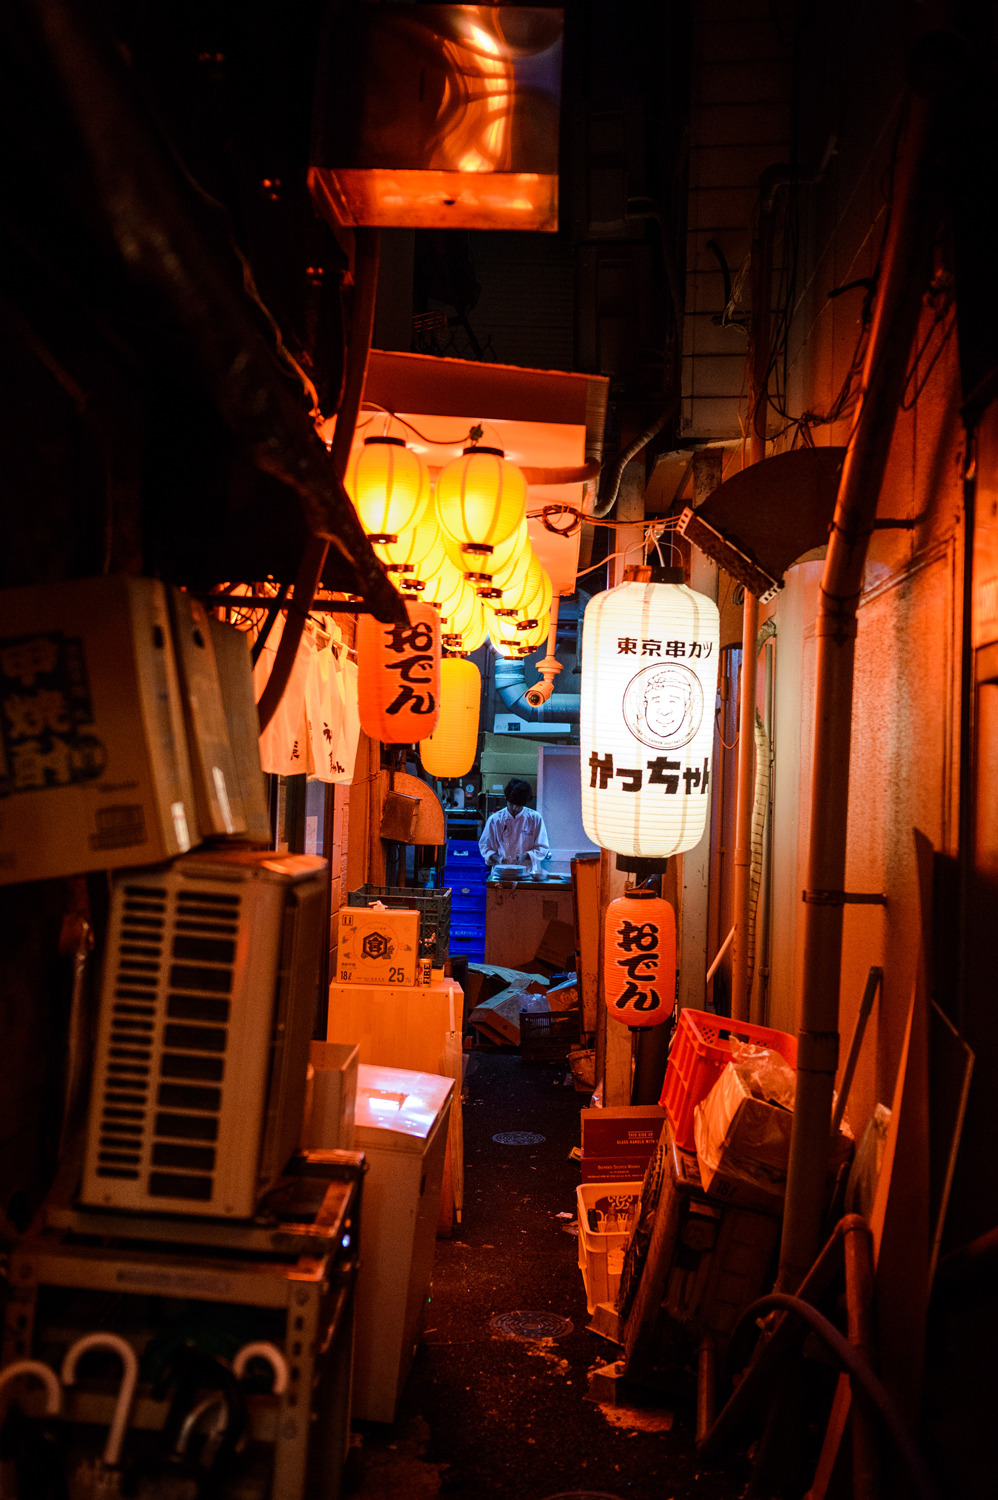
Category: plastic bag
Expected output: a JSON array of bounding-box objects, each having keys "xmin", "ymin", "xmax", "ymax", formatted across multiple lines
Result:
[{"xmin": 728, "ymin": 1040, "xmax": 796, "ymax": 1111}]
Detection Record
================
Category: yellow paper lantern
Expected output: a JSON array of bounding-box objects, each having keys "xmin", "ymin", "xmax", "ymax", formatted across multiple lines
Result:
[
  {"xmin": 435, "ymin": 445, "xmax": 527, "ymax": 554},
  {"xmin": 441, "ymin": 520, "xmax": 524, "ymax": 592},
  {"xmin": 460, "ymin": 607, "xmax": 490, "ymax": 654},
  {"xmin": 441, "ymin": 582, "xmax": 483, "ymax": 643},
  {"xmin": 408, "ymin": 556, "xmax": 465, "ymax": 611},
  {"xmin": 347, "ymin": 436, "xmax": 429, "ymax": 541},
  {"xmin": 497, "ymin": 554, "xmax": 549, "ymax": 616},
  {"xmin": 580, "ymin": 578, "xmax": 720, "ymax": 857},
  {"xmin": 487, "ymin": 607, "xmax": 548, "ymax": 658},
  {"xmin": 420, "ymin": 657, "xmax": 481, "ymax": 778},
  {"xmin": 372, "ymin": 512, "xmax": 443, "ymax": 576},
  {"xmin": 491, "ymin": 519, "xmax": 534, "ymax": 594}
]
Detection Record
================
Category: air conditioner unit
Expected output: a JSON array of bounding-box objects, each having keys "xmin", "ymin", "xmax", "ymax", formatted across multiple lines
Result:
[{"xmin": 81, "ymin": 849, "xmax": 327, "ymax": 1218}]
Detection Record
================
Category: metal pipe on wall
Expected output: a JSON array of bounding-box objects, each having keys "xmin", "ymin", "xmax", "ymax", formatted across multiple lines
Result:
[
  {"xmin": 777, "ymin": 96, "xmax": 941, "ymax": 1291},
  {"xmin": 730, "ymin": 164, "xmax": 781, "ymax": 1021}
]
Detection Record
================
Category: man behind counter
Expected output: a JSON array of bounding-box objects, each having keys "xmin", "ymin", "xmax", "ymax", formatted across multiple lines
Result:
[{"xmin": 479, "ymin": 777, "xmax": 549, "ymax": 870}]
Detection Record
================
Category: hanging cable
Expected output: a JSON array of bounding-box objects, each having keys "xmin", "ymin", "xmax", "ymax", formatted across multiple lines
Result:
[
  {"xmin": 249, "ymin": 580, "xmax": 290, "ymax": 667},
  {"xmin": 257, "ymin": 229, "xmax": 381, "ymax": 733}
]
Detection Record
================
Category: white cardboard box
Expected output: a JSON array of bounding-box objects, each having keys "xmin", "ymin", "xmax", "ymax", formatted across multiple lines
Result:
[
  {"xmin": 336, "ymin": 906, "xmax": 419, "ymax": 986},
  {"xmin": 0, "ymin": 575, "xmax": 199, "ymax": 884}
]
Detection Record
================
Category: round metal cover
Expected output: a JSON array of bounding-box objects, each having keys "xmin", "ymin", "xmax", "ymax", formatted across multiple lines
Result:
[
  {"xmin": 491, "ymin": 1131, "xmax": 545, "ymax": 1145},
  {"xmin": 490, "ymin": 1310, "xmax": 573, "ymax": 1341}
]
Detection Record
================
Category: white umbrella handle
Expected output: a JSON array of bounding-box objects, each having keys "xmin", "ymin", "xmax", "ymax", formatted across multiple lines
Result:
[
  {"xmin": 61, "ymin": 1332, "xmax": 138, "ymax": 1466},
  {"xmin": 0, "ymin": 1359, "xmax": 62, "ymax": 1416},
  {"xmin": 232, "ymin": 1341, "xmax": 288, "ymax": 1395}
]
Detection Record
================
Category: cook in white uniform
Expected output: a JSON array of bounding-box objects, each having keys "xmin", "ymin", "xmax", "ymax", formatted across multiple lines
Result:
[{"xmin": 479, "ymin": 778, "xmax": 549, "ymax": 869}]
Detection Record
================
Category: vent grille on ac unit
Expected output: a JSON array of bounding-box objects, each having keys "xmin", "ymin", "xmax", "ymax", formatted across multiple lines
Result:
[
  {"xmin": 95, "ymin": 885, "xmax": 166, "ymax": 1181},
  {"xmin": 95, "ymin": 884, "xmax": 242, "ymax": 1206}
]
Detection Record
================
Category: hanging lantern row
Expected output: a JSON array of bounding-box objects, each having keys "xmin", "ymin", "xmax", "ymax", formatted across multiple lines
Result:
[{"xmin": 346, "ymin": 432, "xmax": 552, "ymax": 661}]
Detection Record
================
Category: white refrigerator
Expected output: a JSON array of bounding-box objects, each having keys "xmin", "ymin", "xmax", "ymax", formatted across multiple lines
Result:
[{"xmin": 351, "ymin": 1064, "xmax": 454, "ymax": 1423}]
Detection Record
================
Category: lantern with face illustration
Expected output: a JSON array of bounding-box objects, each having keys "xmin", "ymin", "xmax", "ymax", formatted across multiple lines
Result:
[
  {"xmin": 580, "ymin": 577, "xmax": 720, "ymax": 857},
  {"xmin": 604, "ymin": 890, "xmax": 676, "ymax": 1027},
  {"xmin": 357, "ymin": 599, "xmax": 441, "ymax": 741}
]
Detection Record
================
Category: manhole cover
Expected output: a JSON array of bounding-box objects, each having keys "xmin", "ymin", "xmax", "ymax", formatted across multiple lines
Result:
[
  {"xmin": 492, "ymin": 1131, "xmax": 545, "ymax": 1145},
  {"xmin": 490, "ymin": 1310, "xmax": 573, "ymax": 1341}
]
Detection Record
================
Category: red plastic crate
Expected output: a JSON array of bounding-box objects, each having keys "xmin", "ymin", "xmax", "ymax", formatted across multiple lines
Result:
[{"xmin": 659, "ymin": 1008, "xmax": 797, "ymax": 1151}]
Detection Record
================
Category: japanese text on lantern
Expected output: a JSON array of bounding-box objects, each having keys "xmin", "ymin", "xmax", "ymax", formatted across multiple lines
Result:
[
  {"xmin": 616, "ymin": 638, "xmax": 713, "ymax": 658},
  {"xmin": 384, "ymin": 620, "xmax": 437, "ymax": 717},
  {"xmin": 613, "ymin": 917, "xmax": 663, "ymax": 1013},
  {"xmin": 588, "ymin": 752, "xmax": 710, "ymax": 796}
]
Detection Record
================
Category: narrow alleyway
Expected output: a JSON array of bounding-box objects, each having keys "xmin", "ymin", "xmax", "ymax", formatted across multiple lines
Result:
[{"xmin": 349, "ymin": 1052, "xmax": 745, "ymax": 1500}]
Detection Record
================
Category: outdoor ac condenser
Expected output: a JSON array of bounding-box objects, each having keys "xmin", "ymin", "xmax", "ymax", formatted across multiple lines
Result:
[{"xmin": 81, "ymin": 849, "xmax": 327, "ymax": 1218}]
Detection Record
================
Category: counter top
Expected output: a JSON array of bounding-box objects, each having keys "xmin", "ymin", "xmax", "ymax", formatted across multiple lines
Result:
[{"xmin": 486, "ymin": 874, "xmax": 573, "ymax": 888}]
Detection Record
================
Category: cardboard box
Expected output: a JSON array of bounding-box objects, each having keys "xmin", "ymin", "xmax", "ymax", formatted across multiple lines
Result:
[
  {"xmin": 302, "ymin": 1040, "xmax": 359, "ymax": 1150},
  {"xmin": 0, "ymin": 575, "xmax": 199, "ymax": 885},
  {"xmin": 469, "ymin": 985, "xmax": 547, "ymax": 1045},
  {"xmin": 693, "ymin": 1063, "xmax": 851, "ymax": 1214},
  {"xmin": 581, "ymin": 1105, "xmax": 666, "ymax": 1160},
  {"xmin": 580, "ymin": 1104, "xmax": 666, "ymax": 1183},
  {"xmin": 670, "ymin": 1123, "xmax": 784, "ymax": 1216},
  {"xmin": 534, "ymin": 918, "xmax": 576, "ymax": 969},
  {"xmin": 580, "ymin": 1154, "xmax": 652, "ymax": 1184},
  {"xmin": 336, "ymin": 906, "xmax": 419, "ymax": 986}
]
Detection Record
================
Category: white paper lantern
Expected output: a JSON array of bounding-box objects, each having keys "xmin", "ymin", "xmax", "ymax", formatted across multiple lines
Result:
[{"xmin": 580, "ymin": 580, "xmax": 720, "ymax": 858}]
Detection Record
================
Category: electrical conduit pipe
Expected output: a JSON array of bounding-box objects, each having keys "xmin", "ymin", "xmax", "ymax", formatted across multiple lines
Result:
[{"xmin": 777, "ymin": 93, "xmax": 942, "ymax": 1291}]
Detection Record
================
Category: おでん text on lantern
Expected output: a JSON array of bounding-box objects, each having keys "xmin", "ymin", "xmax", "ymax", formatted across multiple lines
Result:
[
  {"xmin": 357, "ymin": 600, "xmax": 441, "ymax": 742},
  {"xmin": 603, "ymin": 891, "xmax": 676, "ymax": 1028}
]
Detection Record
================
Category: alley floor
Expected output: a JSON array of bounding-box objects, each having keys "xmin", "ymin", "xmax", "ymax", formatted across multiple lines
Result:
[{"xmin": 347, "ymin": 1051, "xmax": 746, "ymax": 1500}]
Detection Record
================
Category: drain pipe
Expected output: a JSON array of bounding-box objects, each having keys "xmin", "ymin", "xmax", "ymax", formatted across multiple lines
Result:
[
  {"xmin": 777, "ymin": 94, "xmax": 941, "ymax": 1291},
  {"xmin": 730, "ymin": 163, "xmax": 782, "ymax": 1021}
]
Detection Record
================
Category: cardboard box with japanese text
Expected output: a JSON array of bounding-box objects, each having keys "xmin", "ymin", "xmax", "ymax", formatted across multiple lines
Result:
[
  {"xmin": 336, "ymin": 906, "xmax": 419, "ymax": 987},
  {"xmin": 0, "ymin": 576, "xmax": 198, "ymax": 885}
]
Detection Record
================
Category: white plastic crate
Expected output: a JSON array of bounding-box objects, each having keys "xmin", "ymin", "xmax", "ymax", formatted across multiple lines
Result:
[{"xmin": 576, "ymin": 1180, "xmax": 642, "ymax": 1314}]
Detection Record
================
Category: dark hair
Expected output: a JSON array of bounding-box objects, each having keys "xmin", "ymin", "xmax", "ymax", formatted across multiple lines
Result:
[{"xmin": 504, "ymin": 778, "xmax": 533, "ymax": 806}]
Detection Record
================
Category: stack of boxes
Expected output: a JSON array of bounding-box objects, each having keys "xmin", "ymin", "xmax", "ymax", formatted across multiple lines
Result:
[{"xmin": 444, "ymin": 838, "xmax": 487, "ymax": 961}]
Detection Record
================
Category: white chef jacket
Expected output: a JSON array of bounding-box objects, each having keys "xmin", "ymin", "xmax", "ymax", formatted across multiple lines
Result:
[{"xmin": 479, "ymin": 806, "xmax": 549, "ymax": 867}]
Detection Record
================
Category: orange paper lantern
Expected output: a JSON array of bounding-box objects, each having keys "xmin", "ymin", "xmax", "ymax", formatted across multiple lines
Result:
[
  {"xmin": 420, "ymin": 657, "xmax": 481, "ymax": 779},
  {"xmin": 603, "ymin": 891, "xmax": 676, "ymax": 1028},
  {"xmin": 357, "ymin": 599, "xmax": 441, "ymax": 742}
]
